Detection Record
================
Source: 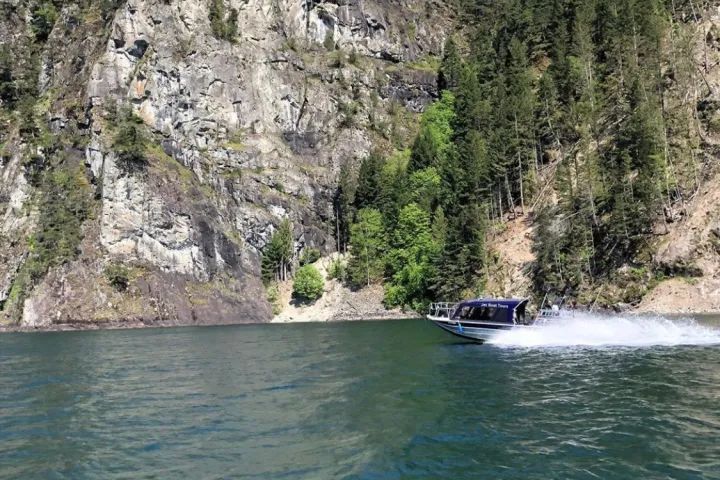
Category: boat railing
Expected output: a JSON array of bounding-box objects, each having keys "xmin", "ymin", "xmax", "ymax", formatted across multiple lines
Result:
[
  {"xmin": 428, "ymin": 302, "xmax": 456, "ymax": 319},
  {"xmin": 537, "ymin": 308, "xmax": 562, "ymax": 318}
]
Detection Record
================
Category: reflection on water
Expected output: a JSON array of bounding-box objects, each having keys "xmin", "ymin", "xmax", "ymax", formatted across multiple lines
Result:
[{"xmin": 1, "ymin": 318, "xmax": 720, "ymax": 479}]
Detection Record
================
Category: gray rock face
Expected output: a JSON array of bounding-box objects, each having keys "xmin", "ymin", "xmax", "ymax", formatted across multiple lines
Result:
[{"xmin": 0, "ymin": 0, "xmax": 451, "ymax": 326}]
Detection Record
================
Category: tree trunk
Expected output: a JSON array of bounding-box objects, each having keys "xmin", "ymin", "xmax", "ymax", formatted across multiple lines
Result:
[
  {"xmin": 504, "ymin": 174, "xmax": 515, "ymax": 219},
  {"xmin": 364, "ymin": 224, "xmax": 370, "ymax": 287},
  {"xmin": 513, "ymin": 114, "xmax": 525, "ymax": 215},
  {"xmin": 497, "ymin": 185, "xmax": 503, "ymax": 221},
  {"xmin": 335, "ymin": 204, "xmax": 341, "ymax": 252}
]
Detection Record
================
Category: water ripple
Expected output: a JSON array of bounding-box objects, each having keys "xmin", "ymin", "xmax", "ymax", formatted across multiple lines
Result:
[{"xmin": 1, "ymin": 320, "xmax": 720, "ymax": 479}]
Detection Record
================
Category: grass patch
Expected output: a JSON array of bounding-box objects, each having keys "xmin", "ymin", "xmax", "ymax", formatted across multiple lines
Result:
[
  {"xmin": 224, "ymin": 129, "xmax": 245, "ymax": 151},
  {"xmin": 406, "ymin": 56, "xmax": 441, "ymax": 73}
]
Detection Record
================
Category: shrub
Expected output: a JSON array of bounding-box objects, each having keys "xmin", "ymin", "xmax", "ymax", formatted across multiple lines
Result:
[
  {"xmin": 299, "ymin": 248, "xmax": 321, "ymax": 266},
  {"xmin": 348, "ymin": 49, "xmax": 360, "ymax": 66},
  {"xmin": 266, "ymin": 283, "xmax": 282, "ymax": 315},
  {"xmin": 31, "ymin": 2, "xmax": 58, "ymax": 43},
  {"xmin": 330, "ymin": 50, "xmax": 346, "ymax": 68},
  {"xmin": 113, "ymin": 107, "xmax": 148, "ymax": 173},
  {"xmin": 323, "ymin": 29, "xmax": 335, "ymax": 51},
  {"xmin": 209, "ymin": 0, "xmax": 239, "ymax": 42},
  {"xmin": 338, "ymin": 101, "xmax": 359, "ymax": 128},
  {"xmin": 0, "ymin": 47, "xmax": 16, "ymax": 107},
  {"xmin": 292, "ymin": 265, "xmax": 324, "ymax": 302},
  {"xmin": 104, "ymin": 263, "xmax": 130, "ymax": 291},
  {"xmin": 327, "ymin": 258, "xmax": 346, "ymax": 281}
]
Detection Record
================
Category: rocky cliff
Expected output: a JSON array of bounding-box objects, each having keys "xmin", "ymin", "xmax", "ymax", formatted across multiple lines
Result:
[{"xmin": 0, "ymin": 0, "xmax": 453, "ymax": 327}]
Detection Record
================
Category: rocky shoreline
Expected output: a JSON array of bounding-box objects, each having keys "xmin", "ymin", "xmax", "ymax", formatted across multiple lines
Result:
[
  {"xmin": 4, "ymin": 304, "xmax": 720, "ymax": 334},
  {"xmin": 0, "ymin": 312, "xmax": 419, "ymax": 334}
]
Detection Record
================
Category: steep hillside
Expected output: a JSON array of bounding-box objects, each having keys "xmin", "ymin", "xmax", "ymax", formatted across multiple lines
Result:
[
  {"xmin": 319, "ymin": 0, "xmax": 720, "ymax": 315},
  {"xmin": 0, "ymin": 0, "xmax": 454, "ymax": 327},
  {"xmin": 2, "ymin": 0, "xmax": 720, "ymax": 329}
]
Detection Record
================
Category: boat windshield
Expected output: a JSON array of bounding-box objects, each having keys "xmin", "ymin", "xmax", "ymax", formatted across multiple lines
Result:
[{"xmin": 457, "ymin": 306, "xmax": 504, "ymax": 322}]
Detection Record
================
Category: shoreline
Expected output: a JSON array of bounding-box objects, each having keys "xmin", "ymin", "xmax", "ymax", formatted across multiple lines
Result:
[
  {"xmin": 2, "ymin": 308, "xmax": 719, "ymax": 334},
  {"xmin": 0, "ymin": 314, "xmax": 422, "ymax": 334}
]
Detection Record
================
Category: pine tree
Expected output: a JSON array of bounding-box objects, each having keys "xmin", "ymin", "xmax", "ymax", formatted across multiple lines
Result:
[
  {"xmin": 261, "ymin": 218, "xmax": 293, "ymax": 283},
  {"xmin": 384, "ymin": 203, "xmax": 438, "ymax": 309},
  {"xmin": 354, "ymin": 152, "xmax": 385, "ymax": 209},
  {"xmin": 409, "ymin": 92, "xmax": 456, "ymax": 172},
  {"xmin": 347, "ymin": 208, "xmax": 387, "ymax": 288},
  {"xmin": 334, "ymin": 163, "xmax": 357, "ymax": 252},
  {"xmin": 438, "ymin": 37, "xmax": 463, "ymax": 92}
]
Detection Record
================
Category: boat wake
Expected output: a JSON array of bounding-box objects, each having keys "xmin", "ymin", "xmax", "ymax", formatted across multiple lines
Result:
[{"xmin": 489, "ymin": 313, "xmax": 720, "ymax": 348}]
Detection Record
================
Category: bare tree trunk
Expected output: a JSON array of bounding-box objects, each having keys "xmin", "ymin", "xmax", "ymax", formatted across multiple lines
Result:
[
  {"xmin": 518, "ymin": 157, "xmax": 525, "ymax": 216},
  {"xmin": 497, "ymin": 186, "xmax": 503, "ymax": 221},
  {"xmin": 335, "ymin": 204, "xmax": 341, "ymax": 252},
  {"xmin": 364, "ymin": 224, "xmax": 370, "ymax": 287},
  {"xmin": 489, "ymin": 196, "xmax": 496, "ymax": 228},
  {"xmin": 513, "ymin": 114, "xmax": 525, "ymax": 215},
  {"xmin": 505, "ymin": 174, "xmax": 515, "ymax": 219}
]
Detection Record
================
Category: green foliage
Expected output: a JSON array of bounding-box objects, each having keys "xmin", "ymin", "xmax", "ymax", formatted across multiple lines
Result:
[
  {"xmin": 384, "ymin": 203, "xmax": 439, "ymax": 310},
  {"xmin": 348, "ymin": 49, "xmax": 361, "ymax": 66},
  {"xmin": 330, "ymin": 50, "xmax": 346, "ymax": 69},
  {"xmin": 323, "ymin": 29, "xmax": 335, "ymax": 51},
  {"xmin": 261, "ymin": 218, "xmax": 293, "ymax": 284},
  {"xmin": 327, "ymin": 258, "xmax": 347, "ymax": 281},
  {"xmin": 266, "ymin": 283, "xmax": 282, "ymax": 315},
  {"xmin": 338, "ymin": 100, "xmax": 358, "ymax": 128},
  {"xmin": 31, "ymin": 2, "xmax": 58, "ymax": 43},
  {"xmin": 299, "ymin": 247, "xmax": 321, "ymax": 266},
  {"xmin": 104, "ymin": 263, "xmax": 130, "ymax": 291},
  {"xmin": 407, "ymin": 167, "xmax": 441, "ymax": 212},
  {"xmin": 347, "ymin": 208, "xmax": 387, "ymax": 288},
  {"xmin": 377, "ymin": 149, "xmax": 410, "ymax": 225},
  {"xmin": 354, "ymin": 152, "xmax": 385, "ymax": 210},
  {"xmin": 334, "ymin": 163, "xmax": 356, "ymax": 252},
  {"xmin": 292, "ymin": 265, "xmax": 325, "ymax": 302},
  {"xmin": 112, "ymin": 107, "xmax": 148, "ymax": 173},
  {"xmin": 438, "ymin": 37, "xmax": 462, "ymax": 91},
  {"xmin": 0, "ymin": 47, "xmax": 16, "ymax": 108},
  {"xmin": 209, "ymin": 0, "xmax": 239, "ymax": 42},
  {"xmin": 337, "ymin": 0, "xmax": 691, "ymax": 307},
  {"xmin": 27, "ymin": 165, "xmax": 93, "ymax": 281},
  {"xmin": 410, "ymin": 91, "xmax": 455, "ymax": 172},
  {"xmin": 2, "ymin": 162, "xmax": 94, "ymax": 316}
]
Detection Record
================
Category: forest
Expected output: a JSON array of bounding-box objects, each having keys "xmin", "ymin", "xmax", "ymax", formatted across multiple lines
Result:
[{"xmin": 258, "ymin": 0, "xmax": 715, "ymax": 311}]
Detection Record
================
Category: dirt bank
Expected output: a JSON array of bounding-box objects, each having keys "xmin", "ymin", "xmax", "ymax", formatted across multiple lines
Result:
[{"xmin": 272, "ymin": 255, "xmax": 416, "ymax": 323}]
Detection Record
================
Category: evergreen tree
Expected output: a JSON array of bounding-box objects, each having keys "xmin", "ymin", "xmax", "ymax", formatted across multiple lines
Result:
[
  {"xmin": 293, "ymin": 265, "xmax": 325, "ymax": 302},
  {"xmin": 261, "ymin": 218, "xmax": 293, "ymax": 284},
  {"xmin": 438, "ymin": 37, "xmax": 463, "ymax": 91},
  {"xmin": 409, "ymin": 92, "xmax": 456, "ymax": 172},
  {"xmin": 384, "ymin": 203, "xmax": 439, "ymax": 309},
  {"xmin": 354, "ymin": 152, "xmax": 385, "ymax": 209},
  {"xmin": 347, "ymin": 208, "xmax": 387, "ymax": 288},
  {"xmin": 334, "ymin": 163, "xmax": 357, "ymax": 252}
]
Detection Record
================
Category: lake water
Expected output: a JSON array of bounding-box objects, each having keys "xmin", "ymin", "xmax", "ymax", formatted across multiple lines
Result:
[{"xmin": 1, "ymin": 315, "xmax": 720, "ymax": 479}]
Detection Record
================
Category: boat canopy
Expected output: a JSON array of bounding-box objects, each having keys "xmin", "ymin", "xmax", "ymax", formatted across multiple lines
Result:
[{"xmin": 451, "ymin": 298, "xmax": 529, "ymax": 324}]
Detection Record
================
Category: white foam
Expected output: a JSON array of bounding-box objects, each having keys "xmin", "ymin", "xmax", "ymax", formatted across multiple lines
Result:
[{"xmin": 489, "ymin": 313, "xmax": 720, "ymax": 348}]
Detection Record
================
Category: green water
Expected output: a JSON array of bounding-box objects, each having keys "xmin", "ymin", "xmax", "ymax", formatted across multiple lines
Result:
[{"xmin": 1, "ymin": 318, "xmax": 720, "ymax": 479}]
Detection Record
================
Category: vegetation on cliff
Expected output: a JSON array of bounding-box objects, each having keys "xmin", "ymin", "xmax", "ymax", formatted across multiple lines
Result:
[
  {"xmin": 292, "ymin": 265, "xmax": 325, "ymax": 302},
  {"xmin": 335, "ymin": 0, "xmax": 714, "ymax": 310}
]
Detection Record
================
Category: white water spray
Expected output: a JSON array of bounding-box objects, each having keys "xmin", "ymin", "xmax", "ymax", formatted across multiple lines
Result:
[{"xmin": 489, "ymin": 313, "xmax": 720, "ymax": 347}]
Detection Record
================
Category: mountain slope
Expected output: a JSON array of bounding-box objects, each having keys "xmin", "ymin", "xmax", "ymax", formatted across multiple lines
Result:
[{"xmin": 0, "ymin": 0, "xmax": 453, "ymax": 327}]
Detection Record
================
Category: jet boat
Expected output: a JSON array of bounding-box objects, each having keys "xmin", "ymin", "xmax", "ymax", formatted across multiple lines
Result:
[{"xmin": 427, "ymin": 298, "xmax": 538, "ymax": 343}]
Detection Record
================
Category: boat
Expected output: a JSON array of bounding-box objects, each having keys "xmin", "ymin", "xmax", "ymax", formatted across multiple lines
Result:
[{"xmin": 427, "ymin": 298, "xmax": 560, "ymax": 343}]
